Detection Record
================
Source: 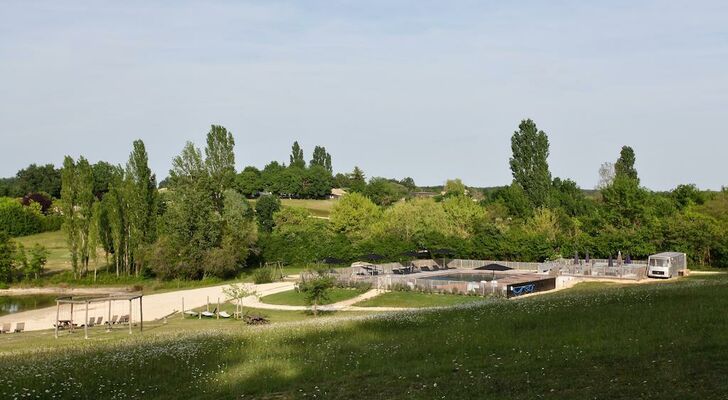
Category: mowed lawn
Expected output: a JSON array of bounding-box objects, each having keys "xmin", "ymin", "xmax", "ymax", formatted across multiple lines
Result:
[
  {"xmin": 355, "ymin": 291, "xmax": 488, "ymax": 308},
  {"xmin": 260, "ymin": 287, "xmax": 368, "ymax": 306},
  {"xmin": 3, "ymin": 274, "xmax": 728, "ymax": 399},
  {"xmin": 13, "ymin": 230, "xmax": 72, "ymax": 272},
  {"xmin": 250, "ymin": 198, "xmax": 337, "ymax": 218}
]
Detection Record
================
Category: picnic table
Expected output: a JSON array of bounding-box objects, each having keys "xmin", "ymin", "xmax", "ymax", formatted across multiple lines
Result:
[{"xmin": 54, "ymin": 320, "xmax": 76, "ymax": 330}]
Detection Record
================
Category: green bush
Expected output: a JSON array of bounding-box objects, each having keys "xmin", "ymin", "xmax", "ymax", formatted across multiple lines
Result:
[
  {"xmin": 253, "ymin": 268, "xmax": 275, "ymax": 284},
  {"xmin": 0, "ymin": 197, "xmax": 63, "ymax": 237},
  {"xmin": 0, "ymin": 198, "xmax": 42, "ymax": 237}
]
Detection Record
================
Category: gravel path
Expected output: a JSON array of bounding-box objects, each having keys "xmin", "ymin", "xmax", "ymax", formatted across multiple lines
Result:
[{"xmin": 0, "ymin": 281, "xmax": 404, "ymax": 332}]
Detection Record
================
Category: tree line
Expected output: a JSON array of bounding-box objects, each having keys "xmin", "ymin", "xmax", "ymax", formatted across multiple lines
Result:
[
  {"xmin": 262, "ymin": 119, "xmax": 728, "ymax": 269},
  {"xmin": 1, "ymin": 119, "xmax": 727, "ymax": 283}
]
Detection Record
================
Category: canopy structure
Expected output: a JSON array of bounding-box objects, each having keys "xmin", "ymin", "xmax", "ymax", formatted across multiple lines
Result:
[{"xmin": 54, "ymin": 292, "xmax": 143, "ymax": 339}]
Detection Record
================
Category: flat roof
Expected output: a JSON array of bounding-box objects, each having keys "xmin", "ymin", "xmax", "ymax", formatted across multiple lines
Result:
[
  {"xmin": 651, "ymin": 252, "xmax": 686, "ymax": 258},
  {"xmin": 56, "ymin": 292, "xmax": 143, "ymax": 304}
]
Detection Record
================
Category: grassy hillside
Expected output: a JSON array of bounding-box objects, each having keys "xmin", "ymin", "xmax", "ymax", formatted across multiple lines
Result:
[
  {"xmin": 13, "ymin": 230, "xmax": 71, "ymax": 272},
  {"xmin": 2, "ymin": 275, "xmax": 727, "ymax": 399},
  {"xmin": 250, "ymin": 198, "xmax": 337, "ymax": 218}
]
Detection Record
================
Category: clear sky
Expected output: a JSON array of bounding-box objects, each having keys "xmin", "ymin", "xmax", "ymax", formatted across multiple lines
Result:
[{"xmin": 1, "ymin": 1, "xmax": 726, "ymax": 190}]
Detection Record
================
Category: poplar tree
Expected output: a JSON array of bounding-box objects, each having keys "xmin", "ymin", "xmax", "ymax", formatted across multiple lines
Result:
[
  {"xmin": 205, "ymin": 125, "xmax": 236, "ymax": 212},
  {"xmin": 615, "ymin": 145, "xmax": 639, "ymax": 183},
  {"xmin": 60, "ymin": 156, "xmax": 94, "ymax": 278},
  {"xmin": 349, "ymin": 166, "xmax": 366, "ymax": 193},
  {"xmin": 311, "ymin": 145, "xmax": 333, "ymax": 173},
  {"xmin": 509, "ymin": 119, "xmax": 552, "ymax": 208},
  {"xmin": 60, "ymin": 156, "xmax": 80, "ymax": 276},
  {"xmin": 126, "ymin": 140, "xmax": 157, "ymax": 275},
  {"xmin": 76, "ymin": 157, "xmax": 95, "ymax": 275},
  {"xmin": 289, "ymin": 141, "xmax": 306, "ymax": 169}
]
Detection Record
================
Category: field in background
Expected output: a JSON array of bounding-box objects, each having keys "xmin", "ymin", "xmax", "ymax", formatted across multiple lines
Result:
[
  {"xmin": 13, "ymin": 230, "xmax": 71, "ymax": 272},
  {"xmin": 250, "ymin": 198, "xmax": 337, "ymax": 218},
  {"xmin": 3, "ymin": 275, "xmax": 728, "ymax": 398},
  {"xmin": 260, "ymin": 287, "xmax": 368, "ymax": 306}
]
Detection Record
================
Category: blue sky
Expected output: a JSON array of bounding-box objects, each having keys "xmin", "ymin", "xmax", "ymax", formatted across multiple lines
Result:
[{"xmin": 1, "ymin": 1, "xmax": 726, "ymax": 190}]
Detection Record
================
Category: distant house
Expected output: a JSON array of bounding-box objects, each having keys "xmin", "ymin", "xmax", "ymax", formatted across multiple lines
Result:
[{"xmin": 329, "ymin": 188, "xmax": 348, "ymax": 199}]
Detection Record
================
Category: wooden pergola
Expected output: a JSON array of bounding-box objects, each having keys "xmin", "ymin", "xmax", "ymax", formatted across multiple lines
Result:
[{"xmin": 54, "ymin": 292, "xmax": 143, "ymax": 339}]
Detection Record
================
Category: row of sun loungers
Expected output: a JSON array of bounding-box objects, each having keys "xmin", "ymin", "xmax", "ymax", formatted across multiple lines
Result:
[
  {"xmin": 184, "ymin": 308, "xmax": 232, "ymax": 318},
  {"xmin": 0, "ymin": 322, "xmax": 24, "ymax": 333},
  {"xmin": 418, "ymin": 265, "xmax": 452, "ymax": 272},
  {"xmin": 53, "ymin": 315, "xmax": 132, "ymax": 330}
]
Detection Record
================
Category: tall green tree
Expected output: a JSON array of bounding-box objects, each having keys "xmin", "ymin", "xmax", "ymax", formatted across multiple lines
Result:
[
  {"xmin": 75, "ymin": 157, "xmax": 95, "ymax": 276},
  {"xmin": 289, "ymin": 141, "xmax": 306, "ymax": 169},
  {"xmin": 14, "ymin": 164, "xmax": 62, "ymax": 198},
  {"xmin": 509, "ymin": 119, "xmax": 552, "ymax": 208},
  {"xmin": 310, "ymin": 145, "xmax": 332, "ymax": 173},
  {"xmin": 91, "ymin": 161, "xmax": 116, "ymax": 196},
  {"xmin": 60, "ymin": 157, "xmax": 81, "ymax": 277},
  {"xmin": 236, "ymin": 166, "xmax": 263, "ymax": 197},
  {"xmin": 615, "ymin": 146, "xmax": 638, "ymax": 183},
  {"xmin": 61, "ymin": 156, "xmax": 94, "ymax": 277},
  {"xmin": 104, "ymin": 166, "xmax": 130, "ymax": 276},
  {"xmin": 221, "ymin": 189, "xmax": 257, "ymax": 267},
  {"xmin": 126, "ymin": 140, "xmax": 158, "ymax": 275},
  {"xmin": 205, "ymin": 125, "xmax": 237, "ymax": 211},
  {"xmin": 255, "ymin": 195, "xmax": 281, "ymax": 233},
  {"xmin": 348, "ymin": 166, "xmax": 366, "ymax": 193},
  {"xmin": 301, "ymin": 165, "xmax": 334, "ymax": 198}
]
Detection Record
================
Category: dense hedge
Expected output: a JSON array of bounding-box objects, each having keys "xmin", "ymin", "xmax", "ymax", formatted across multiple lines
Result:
[{"xmin": 0, "ymin": 197, "xmax": 60, "ymax": 237}]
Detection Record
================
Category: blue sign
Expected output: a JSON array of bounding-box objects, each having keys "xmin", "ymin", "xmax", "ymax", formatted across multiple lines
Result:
[{"xmin": 510, "ymin": 283, "xmax": 536, "ymax": 296}]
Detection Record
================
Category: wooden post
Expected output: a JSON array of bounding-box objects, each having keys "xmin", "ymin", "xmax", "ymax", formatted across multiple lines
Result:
[
  {"xmin": 206, "ymin": 296, "xmax": 209, "ymax": 312},
  {"xmin": 182, "ymin": 297, "xmax": 185, "ymax": 319},
  {"xmin": 84, "ymin": 301, "xmax": 89, "ymax": 339},
  {"xmin": 217, "ymin": 298, "xmax": 220, "ymax": 320},
  {"xmin": 128, "ymin": 299, "xmax": 132, "ymax": 335},
  {"xmin": 54, "ymin": 300, "xmax": 60, "ymax": 339},
  {"xmin": 107, "ymin": 300, "xmax": 112, "ymax": 332},
  {"xmin": 139, "ymin": 296, "xmax": 143, "ymax": 333},
  {"xmin": 70, "ymin": 303, "xmax": 74, "ymax": 333}
]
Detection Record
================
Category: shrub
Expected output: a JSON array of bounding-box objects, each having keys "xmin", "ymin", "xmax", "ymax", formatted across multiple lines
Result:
[
  {"xmin": 0, "ymin": 197, "xmax": 42, "ymax": 237},
  {"xmin": 253, "ymin": 268, "xmax": 275, "ymax": 284}
]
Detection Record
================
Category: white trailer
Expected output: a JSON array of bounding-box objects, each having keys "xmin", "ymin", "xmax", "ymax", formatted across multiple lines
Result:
[{"xmin": 647, "ymin": 252, "xmax": 687, "ymax": 279}]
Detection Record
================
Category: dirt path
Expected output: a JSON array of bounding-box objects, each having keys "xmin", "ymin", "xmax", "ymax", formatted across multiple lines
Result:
[
  {"xmin": 241, "ymin": 288, "xmax": 408, "ymax": 312},
  {"xmin": 0, "ymin": 281, "xmax": 295, "ymax": 332},
  {"xmin": 0, "ymin": 282, "xmax": 403, "ymax": 332}
]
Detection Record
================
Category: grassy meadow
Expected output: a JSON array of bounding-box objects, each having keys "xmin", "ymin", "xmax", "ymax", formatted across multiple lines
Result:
[
  {"xmin": 250, "ymin": 198, "xmax": 337, "ymax": 218},
  {"xmin": 2, "ymin": 274, "xmax": 727, "ymax": 399},
  {"xmin": 13, "ymin": 230, "xmax": 71, "ymax": 272},
  {"xmin": 260, "ymin": 287, "xmax": 368, "ymax": 306},
  {"xmin": 354, "ymin": 291, "xmax": 489, "ymax": 308}
]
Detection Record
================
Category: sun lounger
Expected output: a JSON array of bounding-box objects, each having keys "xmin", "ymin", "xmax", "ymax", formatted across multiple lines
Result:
[
  {"xmin": 218, "ymin": 311, "xmax": 231, "ymax": 318},
  {"xmin": 184, "ymin": 310, "xmax": 199, "ymax": 317},
  {"xmin": 200, "ymin": 311, "xmax": 215, "ymax": 318},
  {"xmin": 110, "ymin": 315, "xmax": 119, "ymax": 325},
  {"xmin": 14, "ymin": 322, "xmax": 24, "ymax": 333},
  {"xmin": 96, "ymin": 316, "xmax": 103, "ymax": 325},
  {"xmin": 88, "ymin": 317, "xmax": 95, "ymax": 327},
  {"xmin": 0, "ymin": 323, "xmax": 10, "ymax": 333},
  {"xmin": 119, "ymin": 315, "xmax": 130, "ymax": 324}
]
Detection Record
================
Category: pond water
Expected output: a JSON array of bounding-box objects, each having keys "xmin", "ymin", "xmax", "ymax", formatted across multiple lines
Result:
[
  {"xmin": 425, "ymin": 273, "xmax": 506, "ymax": 282},
  {"xmin": 0, "ymin": 295, "xmax": 57, "ymax": 316}
]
